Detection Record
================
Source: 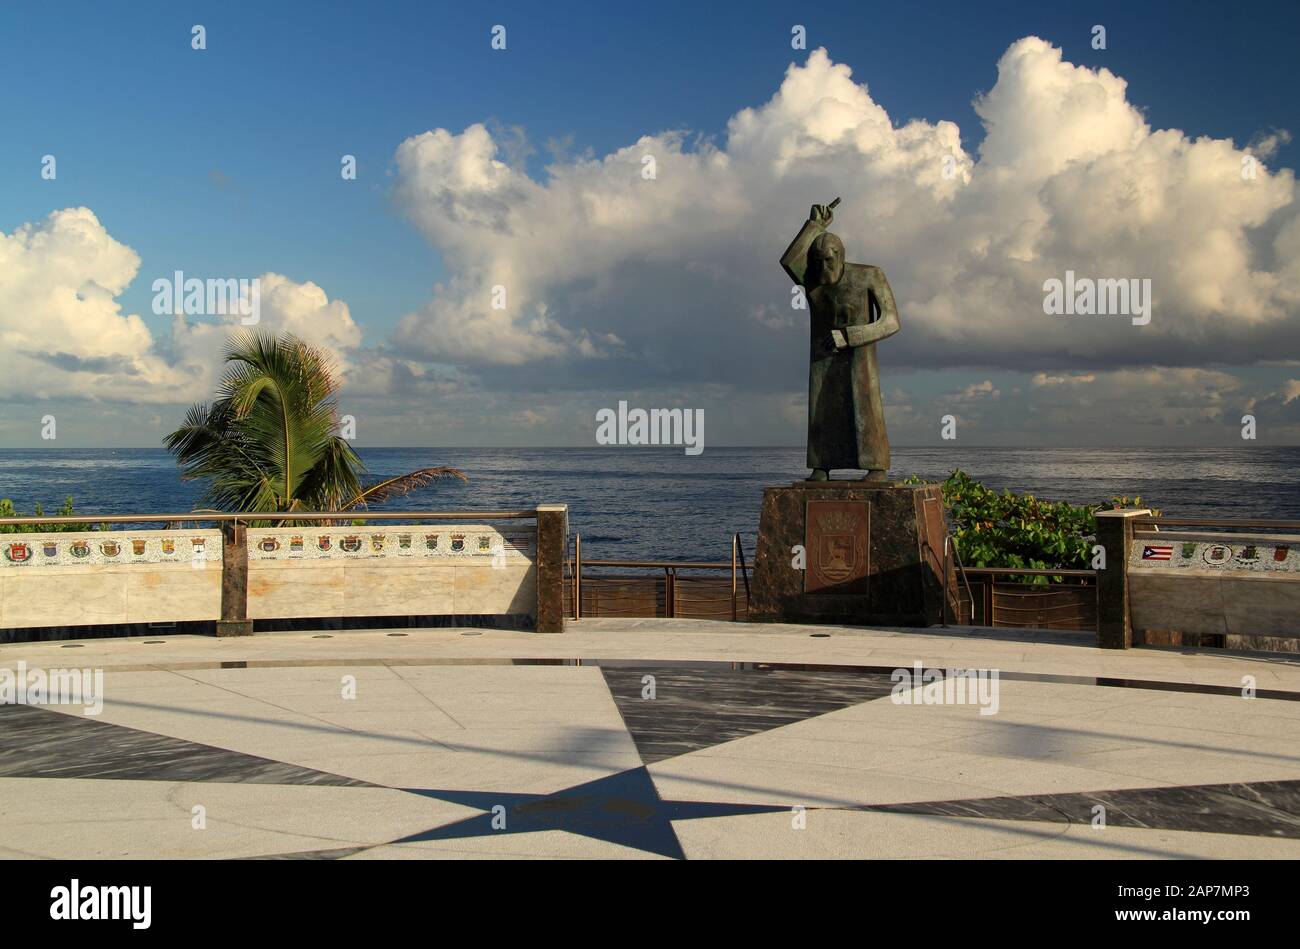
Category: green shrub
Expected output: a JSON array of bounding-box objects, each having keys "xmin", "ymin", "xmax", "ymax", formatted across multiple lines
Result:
[
  {"xmin": 906, "ymin": 469, "xmax": 1157, "ymax": 580},
  {"xmin": 0, "ymin": 497, "xmax": 92, "ymax": 533}
]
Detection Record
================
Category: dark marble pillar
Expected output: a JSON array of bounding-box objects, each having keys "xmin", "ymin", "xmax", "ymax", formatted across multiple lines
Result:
[
  {"xmin": 217, "ymin": 521, "xmax": 253, "ymax": 637},
  {"xmin": 1095, "ymin": 509, "xmax": 1146, "ymax": 649},
  {"xmin": 534, "ymin": 504, "xmax": 568, "ymax": 634},
  {"xmin": 749, "ymin": 482, "xmax": 956, "ymax": 627}
]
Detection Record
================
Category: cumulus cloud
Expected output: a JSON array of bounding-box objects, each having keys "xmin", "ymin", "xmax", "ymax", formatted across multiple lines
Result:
[
  {"xmin": 390, "ymin": 38, "xmax": 1299, "ymax": 386},
  {"xmin": 1248, "ymin": 378, "xmax": 1300, "ymax": 424},
  {"xmin": 6, "ymin": 37, "xmax": 1300, "ymax": 448},
  {"xmin": 0, "ymin": 207, "xmax": 374, "ymax": 406},
  {"xmin": 955, "ymin": 380, "xmax": 1000, "ymax": 401},
  {"xmin": 0, "ymin": 208, "xmax": 192, "ymax": 401},
  {"xmin": 1032, "ymin": 372, "xmax": 1097, "ymax": 387},
  {"xmin": 1003, "ymin": 367, "xmax": 1245, "ymax": 438}
]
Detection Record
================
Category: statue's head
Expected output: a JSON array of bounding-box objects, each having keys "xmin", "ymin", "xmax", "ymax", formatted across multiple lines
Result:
[{"xmin": 809, "ymin": 232, "xmax": 845, "ymax": 286}]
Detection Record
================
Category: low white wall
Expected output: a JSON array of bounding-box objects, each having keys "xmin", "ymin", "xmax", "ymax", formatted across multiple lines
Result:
[
  {"xmin": 246, "ymin": 525, "xmax": 536, "ymax": 619},
  {"xmin": 0, "ymin": 523, "xmax": 537, "ymax": 628},
  {"xmin": 0, "ymin": 529, "xmax": 223, "ymax": 627},
  {"xmin": 1128, "ymin": 531, "xmax": 1300, "ymax": 639}
]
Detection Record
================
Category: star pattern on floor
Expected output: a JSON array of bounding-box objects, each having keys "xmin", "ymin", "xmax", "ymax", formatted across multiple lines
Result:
[
  {"xmin": 395, "ymin": 766, "xmax": 792, "ymax": 859},
  {"xmin": 4, "ymin": 660, "xmax": 1300, "ymax": 858}
]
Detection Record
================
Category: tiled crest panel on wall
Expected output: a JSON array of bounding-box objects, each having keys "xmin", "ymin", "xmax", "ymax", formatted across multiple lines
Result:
[
  {"xmin": 244, "ymin": 525, "xmax": 536, "ymax": 563},
  {"xmin": 1, "ymin": 529, "xmax": 224, "ymax": 568}
]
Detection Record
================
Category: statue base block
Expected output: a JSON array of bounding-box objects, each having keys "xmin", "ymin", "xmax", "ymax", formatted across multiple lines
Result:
[{"xmin": 749, "ymin": 482, "xmax": 955, "ymax": 627}]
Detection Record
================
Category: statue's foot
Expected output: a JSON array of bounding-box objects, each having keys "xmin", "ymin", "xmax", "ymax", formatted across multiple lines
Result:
[
  {"xmin": 807, "ymin": 469, "xmax": 829, "ymax": 482},
  {"xmin": 861, "ymin": 469, "xmax": 889, "ymax": 482}
]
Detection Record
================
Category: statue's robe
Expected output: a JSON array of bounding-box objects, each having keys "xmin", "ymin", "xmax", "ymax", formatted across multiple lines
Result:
[
  {"xmin": 781, "ymin": 216, "xmax": 901, "ymax": 475},
  {"xmin": 805, "ymin": 263, "xmax": 890, "ymax": 472}
]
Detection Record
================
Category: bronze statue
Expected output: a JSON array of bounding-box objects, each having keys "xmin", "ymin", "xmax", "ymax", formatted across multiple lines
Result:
[{"xmin": 780, "ymin": 198, "xmax": 900, "ymax": 481}]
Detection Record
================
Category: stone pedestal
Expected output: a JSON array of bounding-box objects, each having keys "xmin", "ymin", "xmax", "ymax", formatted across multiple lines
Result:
[
  {"xmin": 749, "ymin": 482, "xmax": 956, "ymax": 627},
  {"xmin": 1094, "ymin": 508, "xmax": 1147, "ymax": 649},
  {"xmin": 217, "ymin": 522, "xmax": 253, "ymax": 637},
  {"xmin": 534, "ymin": 504, "xmax": 568, "ymax": 633}
]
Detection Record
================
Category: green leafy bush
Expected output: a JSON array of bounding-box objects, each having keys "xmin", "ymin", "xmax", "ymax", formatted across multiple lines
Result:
[
  {"xmin": 906, "ymin": 469, "xmax": 1157, "ymax": 578},
  {"xmin": 0, "ymin": 497, "xmax": 91, "ymax": 533}
]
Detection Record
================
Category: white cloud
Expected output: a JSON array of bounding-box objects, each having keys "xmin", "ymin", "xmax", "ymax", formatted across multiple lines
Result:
[
  {"xmin": 390, "ymin": 39, "xmax": 1299, "ymax": 382},
  {"xmin": 0, "ymin": 208, "xmax": 191, "ymax": 400},
  {"xmin": 1248, "ymin": 378, "xmax": 1300, "ymax": 424},
  {"xmin": 0, "ymin": 207, "xmax": 373, "ymax": 407},
  {"xmin": 1032, "ymin": 372, "xmax": 1097, "ymax": 387},
  {"xmin": 167, "ymin": 272, "xmax": 368, "ymax": 396},
  {"xmin": 6, "ymin": 37, "xmax": 1300, "ymax": 448},
  {"xmin": 255, "ymin": 273, "xmax": 362, "ymax": 355},
  {"xmin": 1005, "ymin": 367, "xmax": 1245, "ymax": 435},
  {"xmin": 955, "ymin": 379, "xmax": 1000, "ymax": 401}
]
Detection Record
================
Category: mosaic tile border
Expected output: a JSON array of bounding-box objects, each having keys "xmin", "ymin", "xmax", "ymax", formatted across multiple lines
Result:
[
  {"xmin": 1129, "ymin": 537, "xmax": 1300, "ymax": 573},
  {"xmin": 0, "ymin": 529, "xmax": 223, "ymax": 568},
  {"xmin": 245, "ymin": 525, "xmax": 535, "ymax": 563}
]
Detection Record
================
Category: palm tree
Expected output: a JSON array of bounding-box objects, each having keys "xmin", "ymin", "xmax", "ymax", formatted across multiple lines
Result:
[{"xmin": 164, "ymin": 331, "xmax": 464, "ymax": 513}]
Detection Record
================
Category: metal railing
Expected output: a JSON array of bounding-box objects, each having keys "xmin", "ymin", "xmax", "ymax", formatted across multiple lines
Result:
[
  {"xmin": 0, "ymin": 510, "xmax": 537, "ymax": 526},
  {"xmin": 952, "ymin": 565, "xmax": 1098, "ymax": 631},
  {"xmin": 568, "ymin": 533, "xmax": 751, "ymax": 621},
  {"xmin": 1133, "ymin": 516, "xmax": 1300, "ymax": 530},
  {"xmin": 568, "ymin": 532, "xmax": 1100, "ymax": 632},
  {"xmin": 943, "ymin": 534, "xmax": 974, "ymax": 626}
]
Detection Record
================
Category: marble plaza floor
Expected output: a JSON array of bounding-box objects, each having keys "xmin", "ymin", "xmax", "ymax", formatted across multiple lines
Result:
[{"xmin": 1, "ymin": 618, "xmax": 1298, "ymax": 859}]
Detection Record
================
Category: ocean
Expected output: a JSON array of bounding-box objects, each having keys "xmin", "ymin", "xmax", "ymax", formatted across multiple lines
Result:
[{"xmin": 0, "ymin": 446, "xmax": 1296, "ymax": 562}]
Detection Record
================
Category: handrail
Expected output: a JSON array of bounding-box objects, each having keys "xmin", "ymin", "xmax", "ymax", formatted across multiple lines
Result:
[
  {"xmin": 575, "ymin": 559, "xmax": 736, "ymax": 569},
  {"xmin": 575, "ymin": 560, "xmax": 1096, "ymax": 576},
  {"xmin": 919, "ymin": 532, "xmax": 949, "ymax": 625},
  {"xmin": 733, "ymin": 533, "xmax": 743, "ymax": 621},
  {"xmin": 961, "ymin": 566, "xmax": 1097, "ymax": 578},
  {"xmin": 573, "ymin": 534, "xmax": 582, "ymax": 621},
  {"xmin": 948, "ymin": 536, "xmax": 977, "ymax": 619},
  {"xmin": 735, "ymin": 533, "xmax": 751, "ymax": 599},
  {"xmin": 0, "ymin": 510, "xmax": 537, "ymax": 526},
  {"xmin": 1133, "ymin": 516, "xmax": 1300, "ymax": 531},
  {"xmin": 568, "ymin": 535, "xmax": 748, "ymax": 624}
]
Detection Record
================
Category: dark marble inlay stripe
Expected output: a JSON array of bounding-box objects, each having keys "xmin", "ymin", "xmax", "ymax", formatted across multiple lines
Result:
[
  {"xmin": 16, "ymin": 656, "xmax": 1298, "ymax": 703},
  {"xmin": 239, "ymin": 846, "xmax": 370, "ymax": 860},
  {"xmin": 601, "ymin": 667, "xmax": 897, "ymax": 764},
  {"xmin": 861, "ymin": 779, "xmax": 1300, "ymax": 839},
  {"xmin": 0, "ymin": 703, "xmax": 371, "ymax": 786}
]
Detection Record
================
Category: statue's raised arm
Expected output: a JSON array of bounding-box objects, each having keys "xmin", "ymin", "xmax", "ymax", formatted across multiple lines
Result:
[{"xmin": 780, "ymin": 198, "xmax": 840, "ymax": 285}]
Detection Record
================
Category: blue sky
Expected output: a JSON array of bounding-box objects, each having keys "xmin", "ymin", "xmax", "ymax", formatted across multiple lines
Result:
[
  {"xmin": 2, "ymin": 1, "xmax": 1299, "ymax": 447},
  {"xmin": 6, "ymin": 0, "xmax": 1295, "ymax": 340}
]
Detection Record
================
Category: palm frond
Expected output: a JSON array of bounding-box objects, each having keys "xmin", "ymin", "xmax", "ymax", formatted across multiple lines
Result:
[
  {"xmin": 165, "ymin": 331, "xmax": 463, "ymax": 516},
  {"xmin": 343, "ymin": 467, "xmax": 467, "ymax": 511}
]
